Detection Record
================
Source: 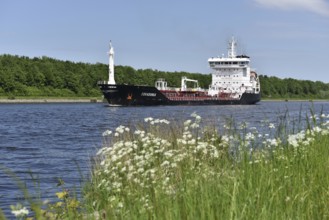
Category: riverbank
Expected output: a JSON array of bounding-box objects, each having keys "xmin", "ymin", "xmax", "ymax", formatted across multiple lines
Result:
[
  {"xmin": 1, "ymin": 98, "xmax": 328, "ymax": 104},
  {"xmin": 0, "ymin": 98, "xmax": 103, "ymax": 104},
  {"xmin": 261, "ymin": 98, "xmax": 329, "ymax": 102}
]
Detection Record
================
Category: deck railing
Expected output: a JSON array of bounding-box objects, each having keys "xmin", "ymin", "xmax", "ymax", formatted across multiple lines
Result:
[{"xmin": 97, "ymin": 81, "xmax": 108, "ymax": 85}]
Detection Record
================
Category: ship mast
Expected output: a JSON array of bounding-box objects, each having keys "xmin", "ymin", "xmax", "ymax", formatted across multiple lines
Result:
[
  {"xmin": 108, "ymin": 41, "xmax": 116, "ymax": 84},
  {"xmin": 228, "ymin": 37, "xmax": 237, "ymax": 58}
]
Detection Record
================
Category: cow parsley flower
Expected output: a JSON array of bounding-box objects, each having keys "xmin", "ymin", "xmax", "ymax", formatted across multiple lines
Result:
[
  {"xmin": 102, "ymin": 130, "xmax": 112, "ymax": 136},
  {"xmin": 268, "ymin": 123, "xmax": 275, "ymax": 129},
  {"xmin": 11, "ymin": 204, "xmax": 29, "ymax": 218},
  {"xmin": 144, "ymin": 117, "xmax": 153, "ymax": 122}
]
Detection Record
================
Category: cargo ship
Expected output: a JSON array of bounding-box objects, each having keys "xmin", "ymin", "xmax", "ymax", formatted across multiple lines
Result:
[{"xmin": 98, "ymin": 38, "xmax": 260, "ymax": 106}]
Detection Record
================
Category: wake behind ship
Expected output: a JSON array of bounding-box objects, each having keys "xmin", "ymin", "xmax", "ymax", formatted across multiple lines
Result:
[{"xmin": 98, "ymin": 38, "xmax": 261, "ymax": 106}]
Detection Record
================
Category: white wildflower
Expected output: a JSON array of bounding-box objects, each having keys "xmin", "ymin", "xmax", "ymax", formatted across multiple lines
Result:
[
  {"xmin": 144, "ymin": 117, "xmax": 153, "ymax": 122},
  {"xmin": 102, "ymin": 130, "xmax": 112, "ymax": 136},
  {"xmin": 239, "ymin": 123, "xmax": 248, "ymax": 129},
  {"xmin": 164, "ymin": 151, "xmax": 174, "ymax": 158},
  {"xmin": 134, "ymin": 130, "xmax": 142, "ymax": 135},
  {"xmin": 96, "ymin": 148, "xmax": 105, "ymax": 155},
  {"xmin": 288, "ymin": 136, "xmax": 299, "ymax": 148},
  {"xmin": 212, "ymin": 149, "xmax": 219, "ymax": 158},
  {"xmin": 154, "ymin": 119, "xmax": 160, "ymax": 124},
  {"xmin": 221, "ymin": 135, "xmax": 229, "ymax": 143},
  {"xmin": 266, "ymin": 138, "xmax": 279, "ymax": 147},
  {"xmin": 11, "ymin": 205, "xmax": 29, "ymax": 218},
  {"xmin": 100, "ymin": 160, "xmax": 106, "ymax": 166},
  {"xmin": 191, "ymin": 123, "xmax": 199, "ymax": 129},
  {"xmin": 124, "ymin": 141, "xmax": 133, "ymax": 148},
  {"xmin": 161, "ymin": 160, "xmax": 170, "ymax": 167},
  {"xmin": 137, "ymin": 167, "xmax": 144, "ymax": 173},
  {"xmin": 184, "ymin": 119, "xmax": 192, "ymax": 126},
  {"xmin": 160, "ymin": 119, "xmax": 170, "ymax": 124},
  {"xmin": 310, "ymin": 114, "xmax": 318, "ymax": 120},
  {"xmin": 188, "ymin": 139, "xmax": 196, "ymax": 145},
  {"xmin": 121, "ymin": 166, "xmax": 127, "ymax": 172},
  {"xmin": 117, "ymin": 202, "xmax": 124, "ymax": 208},
  {"xmin": 245, "ymin": 132, "xmax": 255, "ymax": 141},
  {"xmin": 321, "ymin": 129, "xmax": 329, "ymax": 135},
  {"xmin": 313, "ymin": 126, "xmax": 322, "ymax": 133},
  {"xmin": 116, "ymin": 126, "xmax": 124, "ymax": 134}
]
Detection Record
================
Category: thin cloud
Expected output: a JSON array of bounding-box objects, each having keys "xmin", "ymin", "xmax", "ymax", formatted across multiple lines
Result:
[{"xmin": 254, "ymin": 0, "xmax": 329, "ymax": 17}]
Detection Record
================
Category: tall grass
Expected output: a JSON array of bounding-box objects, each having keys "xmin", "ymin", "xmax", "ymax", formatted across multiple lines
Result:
[
  {"xmin": 3, "ymin": 111, "xmax": 329, "ymax": 219},
  {"xmin": 82, "ymin": 112, "xmax": 329, "ymax": 220}
]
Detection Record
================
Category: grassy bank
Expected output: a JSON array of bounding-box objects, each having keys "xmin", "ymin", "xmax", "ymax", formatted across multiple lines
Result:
[
  {"xmin": 82, "ymin": 113, "xmax": 329, "ymax": 220},
  {"xmin": 4, "ymin": 111, "xmax": 329, "ymax": 219}
]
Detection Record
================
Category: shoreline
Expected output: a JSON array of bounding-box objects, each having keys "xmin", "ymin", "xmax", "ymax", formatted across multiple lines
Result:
[
  {"xmin": 0, "ymin": 98, "xmax": 104, "ymax": 104},
  {"xmin": 261, "ymin": 99, "xmax": 329, "ymax": 102},
  {"xmin": 0, "ymin": 98, "xmax": 328, "ymax": 104}
]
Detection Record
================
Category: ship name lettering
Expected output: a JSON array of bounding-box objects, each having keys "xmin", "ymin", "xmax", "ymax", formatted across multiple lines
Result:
[{"xmin": 141, "ymin": 92, "xmax": 156, "ymax": 97}]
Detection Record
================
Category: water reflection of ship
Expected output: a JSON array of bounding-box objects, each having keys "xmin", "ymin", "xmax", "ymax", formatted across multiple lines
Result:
[{"xmin": 98, "ymin": 38, "xmax": 261, "ymax": 106}]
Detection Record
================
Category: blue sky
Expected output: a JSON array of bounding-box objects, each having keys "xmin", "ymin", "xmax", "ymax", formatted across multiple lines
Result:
[{"xmin": 1, "ymin": 0, "xmax": 329, "ymax": 82}]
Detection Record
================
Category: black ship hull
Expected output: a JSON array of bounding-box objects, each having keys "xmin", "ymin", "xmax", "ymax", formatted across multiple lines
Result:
[{"xmin": 98, "ymin": 83, "xmax": 261, "ymax": 106}]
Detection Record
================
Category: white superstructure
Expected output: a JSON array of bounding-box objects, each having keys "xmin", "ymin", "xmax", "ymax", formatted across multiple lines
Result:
[{"xmin": 207, "ymin": 37, "xmax": 260, "ymax": 98}]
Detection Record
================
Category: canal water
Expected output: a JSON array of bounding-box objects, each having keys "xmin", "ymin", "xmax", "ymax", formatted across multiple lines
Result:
[{"xmin": 0, "ymin": 101, "xmax": 328, "ymax": 217}]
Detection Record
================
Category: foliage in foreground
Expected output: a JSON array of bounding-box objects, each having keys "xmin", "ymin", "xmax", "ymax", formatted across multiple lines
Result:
[
  {"xmin": 83, "ymin": 112, "xmax": 329, "ymax": 220},
  {"xmin": 4, "ymin": 110, "xmax": 329, "ymax": 219}
]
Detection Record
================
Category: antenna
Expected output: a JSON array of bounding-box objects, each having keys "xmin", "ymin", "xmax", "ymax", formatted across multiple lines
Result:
[{"xmin": 228, "ymin": 36, "xmax": 237, "ymax": 58}]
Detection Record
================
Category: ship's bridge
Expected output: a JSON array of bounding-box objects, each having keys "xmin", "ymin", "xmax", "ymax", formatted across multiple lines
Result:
[{"xmin": 208, "ymin": 57, "xmax": 250, "ymax": 69}]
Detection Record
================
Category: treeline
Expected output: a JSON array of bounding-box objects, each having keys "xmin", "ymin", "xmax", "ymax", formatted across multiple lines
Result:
[
  {"xmin": 259, "ymin": 75, "xmax": 329, "ymax": 99},
  {"xmin": 0, "ymin": 54, "xmax": 210, "ymax": 98},
  {"xmin": 0, "ymin": 54, "xmax": 104, "ymax": 97},
  {"xmin": 0, "ymin": 54, "xmax": 329, "ymax": 99}
]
